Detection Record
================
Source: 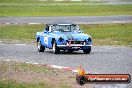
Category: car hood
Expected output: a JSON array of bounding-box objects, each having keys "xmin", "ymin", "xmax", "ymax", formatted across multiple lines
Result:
[{"xmin": 51, "ymin": 32, "xmax": 90, "ymax": 41}]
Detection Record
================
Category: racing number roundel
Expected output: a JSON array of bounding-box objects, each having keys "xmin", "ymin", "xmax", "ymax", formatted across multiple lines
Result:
[{"xmin": 44, "ymin": 36, "xmax": 48, "ymax": 45}]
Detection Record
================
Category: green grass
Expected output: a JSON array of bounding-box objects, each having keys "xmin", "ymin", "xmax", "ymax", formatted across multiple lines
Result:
[
  {"xmin": 0, "ymin": 81, "xmax": 70, "ymax": 88},
  {"xmin": 80, "ymin": 24, "xmax": 132, "ymax": 45},
  {"xmin": 0, "ymin": 61, "xmax": 71, "ymax": 88},
  {"xmin": 0, "ymin": 24, "xmax": 43, "ymax": 40},
  {"xmin": 0, "ymin": 23, "xmax": 132, "ymax": 45},
  {"xmin": 0, "ymin": 81, "xmax": 50, "ymax": 88},
  {"xmin": 0, "ymin": 2, "xmax": 131, "ymax": 16},
  {"xmin": 0, "ymin": 0, "xmax": 102, "ymax": 3}
]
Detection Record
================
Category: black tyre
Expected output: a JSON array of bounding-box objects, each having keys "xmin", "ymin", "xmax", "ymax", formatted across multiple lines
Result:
[
  {"xmin": 37, "ymin": 40, "xmax": 45, "ymax": 52},
  {"xmin": 52, "ymin": 41, "xmax": 60, "ymax": 54},
  {"xmin": 76, "ymin": 75, "xmax": 86, "ymax": 85},
  {"xmin": 83, "ymin": 47, "xmax": 91, "ymax": 54}
]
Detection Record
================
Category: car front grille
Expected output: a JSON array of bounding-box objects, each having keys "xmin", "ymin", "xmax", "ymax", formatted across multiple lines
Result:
[{"xmin": 67, "ymin": 40, "xmax": 84, "ymax": 45}]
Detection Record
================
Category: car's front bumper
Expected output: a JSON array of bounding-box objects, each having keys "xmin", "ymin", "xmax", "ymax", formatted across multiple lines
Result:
[{"xmin": 57, "ymin": 44, "xmax": 92, "ymax": 50}]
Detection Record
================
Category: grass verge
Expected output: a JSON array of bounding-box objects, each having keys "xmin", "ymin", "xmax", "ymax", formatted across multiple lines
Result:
[
  {"xmin": 0, "ymin": 81, "xmax": 50, "ymax": 88},
  {"xmin": 0, "ymin": 2, "xmax": 131, "ymax": 16},
  {"xmin": 0, "ymin": 60, "xmax": 75, "ymax": 88},
  {"xmin": 0, "ymin": 23, "xmax": 132, "ymax": 45},
  {"xmin": 80, "ymin": 23, "xmax": 132, "ymax": 45}
]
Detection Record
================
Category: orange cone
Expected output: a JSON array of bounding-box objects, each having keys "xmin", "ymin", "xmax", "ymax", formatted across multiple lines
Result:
[{"xmin": 78, "ymin": 65, "xmax": 86, "ymax": 76}]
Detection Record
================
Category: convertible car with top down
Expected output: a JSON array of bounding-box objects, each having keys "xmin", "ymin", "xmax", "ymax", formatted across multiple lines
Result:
[{"xmin": 36, "ymin": 24, "xmax": 92, "ymax": 54}]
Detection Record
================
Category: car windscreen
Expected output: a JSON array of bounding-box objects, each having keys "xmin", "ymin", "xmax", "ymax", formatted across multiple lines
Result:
[{"xmin": 51, "ymin": 25, "xmax": 78, "ymax": 32}]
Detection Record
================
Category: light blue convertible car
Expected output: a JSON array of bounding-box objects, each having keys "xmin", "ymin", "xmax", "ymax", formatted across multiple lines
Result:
[{"xmin": 36, "ymin": 24, "xmax": 92, "ymax": 54}]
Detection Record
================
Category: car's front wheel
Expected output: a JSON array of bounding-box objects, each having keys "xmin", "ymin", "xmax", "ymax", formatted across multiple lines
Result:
[
  {"xmin": 52, "ymin": 41, "xmax": 60, "ymax": 54},
  {"xmin": 37, "ymin": 40, "xmax": 45, "ymax": 52},
  {"xmin": 83, "ymin": 47, "xmax": 91, "ymax": 54}
]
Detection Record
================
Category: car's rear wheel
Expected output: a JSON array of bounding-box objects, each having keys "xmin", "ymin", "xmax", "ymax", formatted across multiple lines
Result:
[
  {"xmin": 83, "ymin": 47, "xmax": 91, "ymax": 54},
  {"xmin": 37, "ymin": 40, "xmax": 45, "ymax": 52},
  {"xmin": 53, "ymin": 41, "xmax": 60, "ymax": 54}
]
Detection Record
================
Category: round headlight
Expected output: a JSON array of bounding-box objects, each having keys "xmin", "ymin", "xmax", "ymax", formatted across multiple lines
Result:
[
  {"xmin": 87, "ymin": 37, "xmax": 91, "ymax": 42},
  {"xmin": 59, "ymin": 37, "xmax": 64, "ymax": 41}
]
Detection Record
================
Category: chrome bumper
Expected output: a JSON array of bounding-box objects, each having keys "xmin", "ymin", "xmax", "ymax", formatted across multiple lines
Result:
[{"xmin": 57, "ymin": 44, "xmax": 92, "ymax": 47}]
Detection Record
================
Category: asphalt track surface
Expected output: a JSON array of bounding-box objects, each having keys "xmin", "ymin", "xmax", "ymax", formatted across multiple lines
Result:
[
  {"xmin": 0, "ymin": 43, "xmax": 132, "ymax": 88},
  {"xmin": 0, "ymin": 15, "xmax": 132, "ymax": 24}
]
